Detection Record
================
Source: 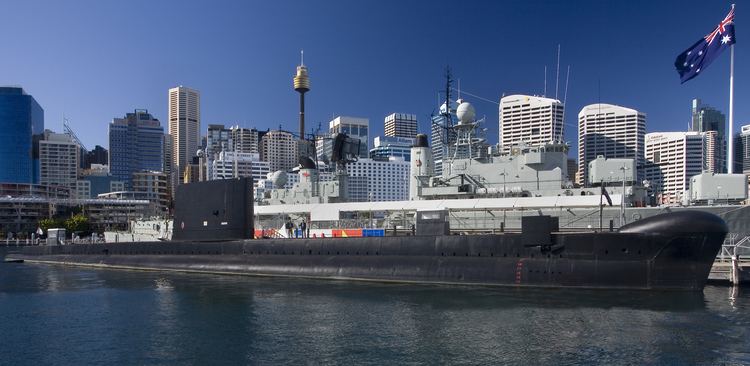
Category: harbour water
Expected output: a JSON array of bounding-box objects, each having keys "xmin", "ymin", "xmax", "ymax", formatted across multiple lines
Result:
[{"xmin": 1, "ymin": 251, "xmax": 749, "ymax": 365}]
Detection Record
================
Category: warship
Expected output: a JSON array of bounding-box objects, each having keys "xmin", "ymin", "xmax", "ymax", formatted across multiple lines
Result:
[{"xmin": 5, "ymin": 176, "xmax": 729, "ymax": 291}]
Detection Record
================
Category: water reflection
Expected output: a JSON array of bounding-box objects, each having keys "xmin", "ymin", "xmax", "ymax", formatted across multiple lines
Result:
[{"xmin": 1, "ymin": 263, "xmax": 748, "ymax": 365}]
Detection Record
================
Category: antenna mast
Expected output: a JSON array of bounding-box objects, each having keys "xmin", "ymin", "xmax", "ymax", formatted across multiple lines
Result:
[
  {"xmin": 555, "ymin": 44, "xmax": 561, "ymax": 99},
  {"xmin": 444, "ymin": 66, "xmax": 453, "ymax": 126},
  {"xmin": 563, "ymin": 65, "xmax": 571, "ymax": 105}
]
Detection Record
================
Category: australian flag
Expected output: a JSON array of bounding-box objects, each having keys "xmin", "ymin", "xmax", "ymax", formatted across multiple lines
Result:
[{"xmin": 675, "ymin": 5, "xmax": 736, "ymax": 83}]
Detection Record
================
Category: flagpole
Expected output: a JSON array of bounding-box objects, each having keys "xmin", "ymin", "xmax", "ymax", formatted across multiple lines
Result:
[{"xmin": 728, "ymin": 43, "xmax": 735, "ymax": 174}]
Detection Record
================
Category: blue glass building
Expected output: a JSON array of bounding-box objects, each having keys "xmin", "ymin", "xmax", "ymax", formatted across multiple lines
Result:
[
  {"xmin": 369, "ymin": 136, "xmax": 415, "ymax": 161},
  {"xmin": 0, "ymin": 87, "xmax": 44, "ymax": 183},
  {"xmin": 109, "ymin": 110, "xmax": 164, "ymax": 187}
]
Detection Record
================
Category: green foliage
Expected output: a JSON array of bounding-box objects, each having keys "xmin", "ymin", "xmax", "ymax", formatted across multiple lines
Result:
[
  {"xmin": 64, "ymin": 214, "xmax": 90, "ymax": 233},
  {"xmin": 38, "ymin": 218, "xmax": 63, "ymax": 232}
]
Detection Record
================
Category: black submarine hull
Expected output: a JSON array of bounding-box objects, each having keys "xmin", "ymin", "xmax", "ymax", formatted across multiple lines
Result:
[{"xmin": 8, "ymin": 210, "xmax": 727, "ymax": 291}]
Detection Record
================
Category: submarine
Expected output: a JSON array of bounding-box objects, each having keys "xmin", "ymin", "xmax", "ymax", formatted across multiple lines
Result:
[{"xmin": 6, "ymin": 177, "xmax": 728, "ymax": 291}]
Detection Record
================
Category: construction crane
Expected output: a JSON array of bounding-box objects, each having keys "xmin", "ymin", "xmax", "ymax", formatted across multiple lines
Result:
[{"xmin": 63, "ymin": 117, "xmax": 87, "ymax": 152}]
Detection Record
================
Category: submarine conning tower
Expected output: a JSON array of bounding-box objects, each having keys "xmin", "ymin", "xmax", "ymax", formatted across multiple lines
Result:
[{"xmin": 410, "ymin": 134, "xmax": 433, "ymax": 200}]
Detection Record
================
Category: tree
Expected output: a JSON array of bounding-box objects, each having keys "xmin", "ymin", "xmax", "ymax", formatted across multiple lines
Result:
[
  {"xmin": 38, "ymin": 218, "xmax": 62, "ymax": 232},
  {"xmin": 64, "ymin": 214, "xmax": 90, "ymax": 233}
]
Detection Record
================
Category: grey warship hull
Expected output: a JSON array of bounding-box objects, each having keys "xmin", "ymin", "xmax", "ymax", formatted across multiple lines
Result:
[{"xmin": 8, "ymin": 210, "xmax": 728, "ymax": 291}]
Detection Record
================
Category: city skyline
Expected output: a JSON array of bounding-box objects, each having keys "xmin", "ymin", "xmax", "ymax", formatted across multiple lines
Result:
[{"xmin": 1, "ymin": 1, "xmax": 747, "ymax": 154}]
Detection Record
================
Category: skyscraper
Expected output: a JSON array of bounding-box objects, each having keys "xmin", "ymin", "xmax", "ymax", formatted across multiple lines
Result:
[
  {"xmin": 329, "ymin": 116, "xmax": 369, "ymax": 157},
  {"xmin": 430, "ymin": 102, "xmax": 457, "ymax": 176},
  {"xmin": 163, "ymin": 134, "xmax": 173, "ymax": 185},
  {"xmin": 577, "ymin": 104, "xmax": 646, "ymax": 186},
  {"xmin": 499, "ymin": 94, "xmax": 564, "ymax": 154},
  {"xmin": 736, "ymin": 124, "xmax": 750, "ymax": 174},
  {"xmin": 260, "ymin": 130, "xmax": 297, "ymax": 172},
  {"xmin": 108, "ymin": 109, "xmax": 165, "ymax": 187},
  {"xmin": 168, "ymin": 86, "xmax": 200, "ymax": 187},
  {"xmin": 230, "ymin": 126, "xmax": 263, "ymax": 154},
  {"xmin": 206, "ymin": 124, "xmax": 231, "ymax": 158},
  {"xmin": 39, "ymin": 130, "xmax": 79, "ymax": 191},
  {"xmin": 0, "ymin": 87, "xmax": 44, "ymax": 184},
  {"xmin": 83, "ymin": 145, "xmax": 108, "ymax": 169},
  {"xmin": 690, "ymin": 98, "xmax": 726, "ymax": 173},
  {"xmin": 369, "ymin": 136, "xmax": 415, "ymax": 161},
  {"xmin": 384, "ymin": 113, "xmax": 418, "ymax": 138},
  {"xmin": 645, "ymin": 132, "xmax": 705, "ymax": 204},
  {"xmin": 211, "ymin": 151, "xmax": 270, "ymax": 183}
]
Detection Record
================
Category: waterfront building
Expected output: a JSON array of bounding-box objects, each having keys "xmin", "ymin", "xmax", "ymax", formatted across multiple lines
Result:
[
  {"xmin": 0, "ymin": 87, "xmax": 44, "ymax": 184},
  {"xmin": 0, "ymin": 183, "xmax": 149, "ymax": 233},
  {"xmin": 384, "ymin": 113, "xmax": 418, "ymax": 138},
  {"xmin": 39, "ymin": 130, "xmax": 79, "ymax": 192},
  {"xmin": 168, "ymin": 86, "xmax": 200, "ymax": 187},
  {"xmin": 645, "ymin": 131, "xmax": 705, "ymax": 204},
  {"xmin": 211, "ymin": 151, "xmax": 270, "ymax": 183},
  {"xmin": 499, "ymin": 94, "xmax": 564, "ymax": 154},
  {"xmin": 329, "ymin": 116, "xmax": 369, "ymax": 158},
  {"xmin": 369, "ymin": 136, "xmax": 415, "ymax": 161},
  {"xmin": 691, "ymin": 98, "xmax": 726, "ymax": 173},
  {"xmin": 577, "ymin": 104, "xmax": 646, "ymax": 186},
  {"xmin": 76, "ymin": 177, "xmax": 125, "ymax": 199},
  {"xmin": 260, "ymin": 130, "xmax": 297, "ymax": 172},
  {"xmin": 108, "ymin": 110, "xmax": 164, "ymax": 187},
  {"xmin": 131, "ymin": 171, "xmax": 169, "ymax": 214}
]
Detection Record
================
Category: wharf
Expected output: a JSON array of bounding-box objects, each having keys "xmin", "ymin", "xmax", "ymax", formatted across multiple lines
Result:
[{"xmin": 709, "ymin": 259, "xmax": 750, "ymax": 285}]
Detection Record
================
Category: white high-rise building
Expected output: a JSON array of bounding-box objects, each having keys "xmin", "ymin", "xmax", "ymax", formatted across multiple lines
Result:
[
  {"xmin": 346, "ymin": 157, "xmax": 410, "ymax": 201},
  {"xmin": 329, "ymin": 116, "xmax": 369, "ymax": 157},
  {"xmin": 737, "ymin": 124, "xmax": 750, "ymax": 174},
  {"xmin": 39, "ymin": 130, "xmax": 79, "ymax": 192},
  {"xmin": 260, "ymin": 130, "xmax": 297, "ymax": 172},
  {"xmin": 499, "ymin": 94, "xmax": 564, "ymax": 154},
  {"xmin": 211, "ymin": 151, "xmax": 270, "ymax": 183},
  {"xmin": 704, "ymin": 130, "xmax": 720, "ymax": 175},
  {"xmin": 577, "ymin": 104, "xmax": 646, "ymax": 185},
  {"xmin": 168, "ymin": 86, "xmax": 200, "ymax": 187},
  {"xmin": 384, "ymin": 113, "xmax": 418, "ymax": 138},
  {"xmin": 645, "ymin": 132, "xmax": 705, "ymax": 204},
  {"xmin": 230, "ymin": 126, "xmax": 261, "ymax": 154}
]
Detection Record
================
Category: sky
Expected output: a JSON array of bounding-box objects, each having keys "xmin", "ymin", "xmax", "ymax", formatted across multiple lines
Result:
[{"xmin": 1, "ymin": 0, "xmax": 746, "ymax": 157}]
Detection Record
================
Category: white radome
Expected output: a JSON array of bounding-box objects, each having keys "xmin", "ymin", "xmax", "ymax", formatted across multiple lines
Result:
[{"xmin": 456, "ymin": 101, "xmax": 476, "ymax": 124}]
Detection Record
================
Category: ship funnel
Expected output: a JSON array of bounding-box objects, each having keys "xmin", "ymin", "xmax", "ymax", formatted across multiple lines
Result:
[{"xmin": 410, "ymin": 134, "xmax": 433, "ymax": 200}]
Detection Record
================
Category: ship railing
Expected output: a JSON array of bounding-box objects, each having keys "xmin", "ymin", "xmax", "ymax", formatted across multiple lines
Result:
[{"xmin": 718, "ymin": 234, "xmax": 750, "ymax": 262}]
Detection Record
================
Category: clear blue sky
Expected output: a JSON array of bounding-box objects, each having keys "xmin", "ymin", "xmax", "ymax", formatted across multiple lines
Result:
[{"xmin": 1, "ymin": 0, "xmax": 746, "ymax": 156}]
